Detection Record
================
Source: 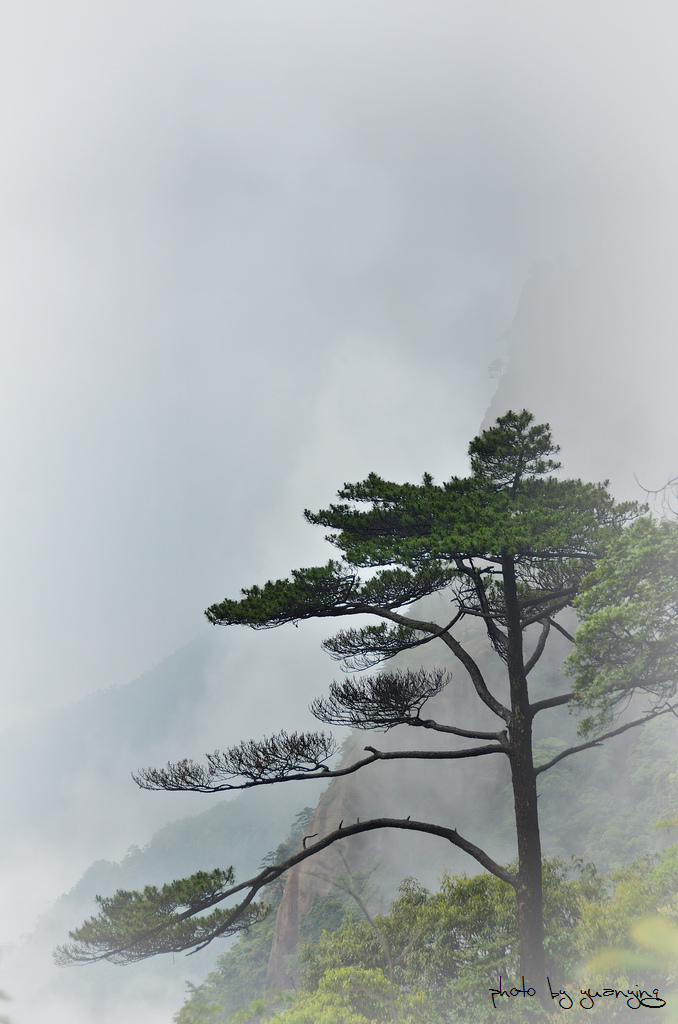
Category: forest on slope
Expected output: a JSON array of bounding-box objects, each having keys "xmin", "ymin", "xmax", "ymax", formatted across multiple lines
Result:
[{"xmin": 172, "ymin": 706, "xmax": 678, "ymax": 1022}]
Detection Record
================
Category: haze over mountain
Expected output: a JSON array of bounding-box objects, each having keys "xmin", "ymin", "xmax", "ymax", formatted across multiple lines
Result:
[{"xmin": 3, "ymin": 3, "xmax": 678, "ymax": 1022}]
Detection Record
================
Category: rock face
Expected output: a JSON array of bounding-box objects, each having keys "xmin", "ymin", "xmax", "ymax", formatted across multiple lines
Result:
[{"xmin": 265, "ymin": 751, "xmax": 370, "ymax": 988}]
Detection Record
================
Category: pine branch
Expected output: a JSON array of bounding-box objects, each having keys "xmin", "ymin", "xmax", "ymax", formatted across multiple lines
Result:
[
  {"xmin": 535, "ymin": 700, "xmax": 678, "ymax": 775},
  {"xmin": 311, "ymin": 667, "xmax": 505, "ymax": 740},
  {"xmin": 134, "ymin": 737, "xmax": 508, "ymax": 794},
  {"xmin": 310, "ymin": 668, "xmax": 450, "ymax": 729},
  {"xmin": 369, "ymin": 607, "xmax": 511, "ymax": 723},
  {"xmin": 54, "ymin": 869, "xmax": 267, "ymax": 965},
  {"xmin": 56, "ymin": 817, "xmax": 517, "ymax": 964}
]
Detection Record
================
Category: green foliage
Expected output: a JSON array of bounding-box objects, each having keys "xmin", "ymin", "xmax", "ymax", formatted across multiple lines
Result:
[
  {"xmin": 56, "ymin": 868, "xmax": 267, "ymax": 964},
  {"xmin": 297, "ymin": 859, "xmax": 604, "ymax": 1023},
  {"xmin": 174, "ymin": 887, "xmax": 355, "ymax": 1023},
  {"xmin": 173, "ymin": 913, "xmax": 280, "ymax": 1023},
  {"xmin": 206, "ymin": 562, "xmax": 360, "ymax": 628},
  {"xmin": 578, "ymin": 843, "xmax": 678, "ymax": 973},
  {"xmin": 223, "ymin": 991, "xmax": 294, "ymax": 1024},
  {"xmin": 570, "ymin": 846, "xmax": 678, "ymax": 1019},
  {"xmin": 303, "ymin": 412, "xmax": 633, "ymax": 576},
  {"xmin": 173, "ymin": 809, "xmax": 349, "ymax": 1023},
  {"xmin": 265, "ymin": 967, "xmax": 436, "ymax": 1024},
  {"xmin": 277, "ymin": 849, "xmax": 677, "ymax": 1023},
  {"xmin": 175, "ymin": 843, "xmax": 678, "ymax": 1023},
  {"xmin": 208, "ymin": 412, "xmax": 638, "ymax": 672},
  {"xmin": 467, "ymin": 410, "xmax": 562, "ymax": 488},
  {"xmin": 67, "ymin": 412, "xmax": 678, "ymax": 998},
  {"xmin": 568, "ymin": 517, "xmax": 678, "ymax": 735},
  {"xmin": 589, "ymin": 916, "xmax": 678, "ymax": 1020}
]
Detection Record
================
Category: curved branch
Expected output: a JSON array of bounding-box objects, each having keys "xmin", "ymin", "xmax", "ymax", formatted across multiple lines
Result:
[
  {"xmin": 58, "ymin": 817, "xmax": 518, "ymax": 964},
  {"xmin": 323, "ymin": 617, "xmax": 461, "ymax": 671},
  {"xmin": 524, "ymin": 619, "xmax": 550, "ymax": 676},
  {"xmin": 535, "ymin": 701, "xmax": 678, "ymax": 775}
]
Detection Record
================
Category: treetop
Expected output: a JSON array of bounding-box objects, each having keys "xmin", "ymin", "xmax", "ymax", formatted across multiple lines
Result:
[
  {"xmin": 206, "ymin": 411, "xmax": 640, "ymax": 640},
  {"xmin": 468, "ymin": 409, "xmax": 561, "ymax": 490},
  {"xmin": 59, "ymin": 409, "xmax": 678, "ymax": 980}
]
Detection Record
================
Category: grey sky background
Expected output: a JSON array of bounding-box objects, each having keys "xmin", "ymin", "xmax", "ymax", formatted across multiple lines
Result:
[
  {"xmin": 2, "ymin": 1, "xmax": 678, "ymax": 725},
  {"xmin": 2, "ymin": 2, "xmax": 678, "ymax": 1020}
]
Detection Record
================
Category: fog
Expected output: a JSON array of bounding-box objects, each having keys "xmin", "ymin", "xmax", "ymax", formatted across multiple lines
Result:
[{"xmin": 2, "ymin": 2, "xmax": 678, "ymax": 1021}]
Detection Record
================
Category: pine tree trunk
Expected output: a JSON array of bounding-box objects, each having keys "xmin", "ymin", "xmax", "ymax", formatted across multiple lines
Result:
[
  {"xmin": 510, "ymin": 739, "xmax": 546, "ymax": 1002},
  {"xmin": 503, "ymin": 555, "xmax": 547, "ymax": 1006}
]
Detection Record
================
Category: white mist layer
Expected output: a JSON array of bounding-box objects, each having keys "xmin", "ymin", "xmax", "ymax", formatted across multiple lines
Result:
[{"xmin": 2, "ymin": 3, "xmax": 678, "ymax": 1022}]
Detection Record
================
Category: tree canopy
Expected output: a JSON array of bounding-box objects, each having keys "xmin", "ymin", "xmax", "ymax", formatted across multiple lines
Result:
[{"xmin": 57, "ymin": 411, "xmax": 678, "ymax": 1011}]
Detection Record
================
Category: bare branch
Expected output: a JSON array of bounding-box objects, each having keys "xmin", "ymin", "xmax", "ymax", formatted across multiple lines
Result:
[
  {"xmin": 400, "ymin": 718, "xmax": 509, "ymax": 741},
  {"xmin": 634, "ymin": 472, "xmax": 678, "ymax": 518},
  {"xmin": 520, "ymin": 598, "xmax": 574, "ymax": 630},
  {"xmin": 524, "ymin": 620, "xmax": 550, "ymax": 676},
  {"xmin": 535, "ymin": 701, "xmax": 678, "ymax": 775},
  {"xmin": 455, "ymin": 558, "xmax": 509, "ymax": 655},
  {"xmin": 530, "ymin": 691, "xmax": 574, "ymax": 715},
  {"xmin": 363, "ymin": 743, "xmax": 508, "ymax": 762},
  {"xmin": 547, "ymin": 618, "xmax": 575, "ymax": 643}
]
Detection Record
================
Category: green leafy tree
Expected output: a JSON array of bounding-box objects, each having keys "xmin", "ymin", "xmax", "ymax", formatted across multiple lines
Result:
[
  {"xmin": 297, "ymin": 858, "xmax": 603, "ymax": 1023},
  {"xmin": 263, "ymin": 966, "xmax": 436, "ymax": 1024},
  {"xmin": 579, "ymin": 843, "xmax": 678, "ymax": 980},
  {"xmin": 567, "ymin": 515, "xmax": 678, "ymax": 735},
  {"xmin": 57, "ymin": 411, "xmax": 678, "ymax": 1008}
]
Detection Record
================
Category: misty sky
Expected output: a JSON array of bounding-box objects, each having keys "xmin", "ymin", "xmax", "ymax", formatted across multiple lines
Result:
[
  {"xmin": 3, "ymin": 2, "xmax": 678, "ymax": 730},
  {"xmin": 3, "ymin": 3, "xmax": 678, "ymax": 1020}
]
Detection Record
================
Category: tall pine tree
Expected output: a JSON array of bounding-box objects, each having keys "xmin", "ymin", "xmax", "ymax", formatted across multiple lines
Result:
[{"xmin": 58, "ymin": 412, "xmax": 678, "ymax": 1007}]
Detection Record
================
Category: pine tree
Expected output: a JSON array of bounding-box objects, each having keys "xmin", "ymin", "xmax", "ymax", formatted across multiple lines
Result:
[{"xmin": 58, "ymin": 411, "xmax": 678, "ymax": 1008}]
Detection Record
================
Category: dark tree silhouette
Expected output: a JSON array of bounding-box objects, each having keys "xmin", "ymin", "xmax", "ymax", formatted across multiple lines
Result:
[{"xmin": 57, "ymin": 411, "xmax": 678, "ymax": 1007}]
